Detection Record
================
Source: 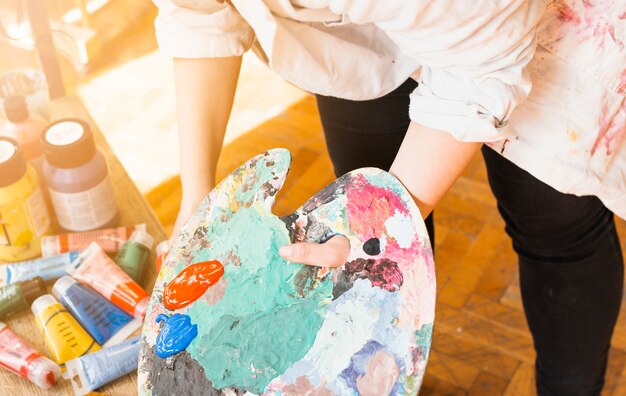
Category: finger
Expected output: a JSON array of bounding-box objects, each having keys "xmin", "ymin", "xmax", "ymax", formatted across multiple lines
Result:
[{"xmin": 279, "ymin": 234, "xmax": 350, "ymax": 267}]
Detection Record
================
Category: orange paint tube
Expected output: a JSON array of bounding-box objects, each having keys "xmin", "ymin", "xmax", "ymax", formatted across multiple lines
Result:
[
  {"xmin": 67, "ymin": 242, "xmax": 149, "ymax": 318},
  {"xmin": 40, "ymin": 224, "xmax": 146, "ymax": 257}
]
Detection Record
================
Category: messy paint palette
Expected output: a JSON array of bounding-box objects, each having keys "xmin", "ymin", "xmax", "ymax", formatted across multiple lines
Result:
[{"xmin": 138, "ymin": 149, "xmax": 436, "ymax": 395}]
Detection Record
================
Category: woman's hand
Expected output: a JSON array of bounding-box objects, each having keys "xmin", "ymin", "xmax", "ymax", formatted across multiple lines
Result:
[
  {"xmin": 278, "ymin": 121, "xmax": 479, "ymax": 268},
  {"xmin": 279, "ymin": 234, "xmax": 351, "ymax": 268},
  {"xmin": 170, "ymin": 187, "xmax": 212, "ymax": 242}
]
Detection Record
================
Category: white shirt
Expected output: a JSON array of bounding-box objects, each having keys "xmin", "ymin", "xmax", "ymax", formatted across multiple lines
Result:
[{"xmin": 152, "ymin": 0, "xmax": 626, "ymax": 219}]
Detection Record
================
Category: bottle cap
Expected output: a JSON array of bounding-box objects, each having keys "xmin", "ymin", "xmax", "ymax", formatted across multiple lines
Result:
[
  {"xmin": 40, "ymin": 236, "xmax": 60, "ymax": 257},
  {"xmin": 0, "ymin": 137, "xmax": 27, "ymax": 187},
  {"xmin": 27, "ymin": 356, "xmax": 61, "ymax": 389},
  {"xmin": 3, "ymin": 95, "xmax": 29, "ymax": 123},
  {"xmin": 41, "ymin": 119, "xmax": 96, "ymax": 168},
  {"xmin": 19, "ymin": 277, "xmax": 47, "ymax": 305},
  {"xmin": 30, "ymin": 294, "xmax": 58, "ymax": 316},
  {"xmin": 52, "ymin": 276, "xmax": 77, "ymax": 300},
  {"xmin": 129, "ymin": 230, "xmax": 154, "ymax": 251}
]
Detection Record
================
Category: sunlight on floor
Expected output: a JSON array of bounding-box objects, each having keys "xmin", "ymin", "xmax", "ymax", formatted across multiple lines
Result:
[{"xmin": 78, "ymin": 50, "xmax": 307, "ymax": 192}]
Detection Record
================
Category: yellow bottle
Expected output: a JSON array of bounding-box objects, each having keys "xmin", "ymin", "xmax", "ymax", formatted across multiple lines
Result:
[
  {"xmin": 0, "ymin": 137, "xmax": 51, "ymax": 261},
  {"xmin": 31, "ymin": 294, "xmax": 100, "ymax": 365}
]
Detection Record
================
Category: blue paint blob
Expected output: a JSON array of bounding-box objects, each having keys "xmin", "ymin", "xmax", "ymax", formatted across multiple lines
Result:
[{"xmin": 155, "ymin": 313, "xmax": 198, "ymax": 358}]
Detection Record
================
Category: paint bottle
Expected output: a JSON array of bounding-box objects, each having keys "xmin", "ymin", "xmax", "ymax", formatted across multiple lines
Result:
[
  {"xmin": 0, "ymin": 277, "xmax": 46, "ymax": 318},
  {"xmin": 0, "ymin": 137, "xmax": 51, "ymax": 261},
  {"xmin": 52, "ymin": 276, "xmax": 141, "ymax": 347},
  {"xmin": 0, "ymin": 95, "xmax": 46, "ymax": 168},
  {"xmin": 64, "ymin": 336, "xmax": 140, "ymax": 395},
  {"xmin": 31, "ymin": 294, "xmax": 100, "ymax": 365},
  {"xmin": 41, "ymin": 223, "xmax": 146, "ymax": 257},
  {"xmin": 67, "ymin": 242, "xmax": 150, "ymax": 318},
  {"xmin": 41, "ymin": 118, "xmax": 118, "ymax": 232},
  {"xmin": 0, "ymin": 251, "xmax": 78, "ymax": 287},
  {"xmin": 114, "ymin": 230, "xmax": 154, "ymax": 283},
  {"xmin": 154, "ymin": 240, "xmax": 169, "ymax": 273},
  {"xmin": 0, "ymin": 322, "xmax": 61, "ymax": 389}
]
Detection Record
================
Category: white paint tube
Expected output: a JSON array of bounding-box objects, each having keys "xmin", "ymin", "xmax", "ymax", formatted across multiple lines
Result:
[
  {"xmin": 0, "ymin": 251, "xmax": 78, "ymax": 287},
  {"xmin": 63, "ymin": 336, "xmax": 140, "ymax": 395}
]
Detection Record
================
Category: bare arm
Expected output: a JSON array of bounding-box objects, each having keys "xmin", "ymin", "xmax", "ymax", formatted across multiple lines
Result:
[
  {"xmin": 172, "ymin": 56, "xmax": 242, "ymax": 236},
  {"xmin": 389, "ymin": 121, "xmax": 481, "ymax": 219}
]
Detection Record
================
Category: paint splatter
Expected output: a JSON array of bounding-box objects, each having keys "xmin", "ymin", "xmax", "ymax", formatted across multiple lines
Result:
[
  {"xmin": 615, "ymin": 68, "xmax": 626, "ymax": 94},
  {"xmin": 582, "ymin": 0, "xmax": 625, "ymax": 50},
  {"xmin": 334, "ymin": 258, "xmax": 404, "ymax": 297},
  {"xmin": 163, "ymin": 260, "xmax": 224, "ymax": 310},
  {"xmin": 155, "ymin": 314, "xmax": 198, "ymax": 358},
  {"xmin": 556, "ymin": 0, "xmax": 580, "ymax": 24},
  {"xmin": 591, "ymin": 98, "xmax": 626, "ymax": 157}
]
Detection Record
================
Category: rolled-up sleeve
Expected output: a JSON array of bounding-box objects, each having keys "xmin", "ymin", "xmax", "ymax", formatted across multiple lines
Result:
[
  {"xmin": 152, "ymin": 0, "xmax": 255, "ymax": 58},
  {"xmin": 342, "ymin": 0, "xmax": 545, "ymax": 142},
  {"xmin": 408, "ymin": 35, "xmax": 537, "ymax": 142}
]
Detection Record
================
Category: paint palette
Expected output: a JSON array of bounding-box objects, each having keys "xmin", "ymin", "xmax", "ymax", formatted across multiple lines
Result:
[{"xmin": 138, "ymin": 149, "xmax": 436, "ymax": 395}]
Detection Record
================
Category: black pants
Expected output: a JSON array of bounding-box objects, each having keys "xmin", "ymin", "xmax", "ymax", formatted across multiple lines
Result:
[{"xmin": 315, "ymin": 79, "xmax": 624, "ymax": 396}]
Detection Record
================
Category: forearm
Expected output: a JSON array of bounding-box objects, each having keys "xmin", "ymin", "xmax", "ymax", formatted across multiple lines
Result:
[
  {"xmin": 174, "ymin": 56, "xmax": 242, "ymax": 207},
  {"xmin": 389, "ymin": 121, "xmax": 481, "ymax": 218}
]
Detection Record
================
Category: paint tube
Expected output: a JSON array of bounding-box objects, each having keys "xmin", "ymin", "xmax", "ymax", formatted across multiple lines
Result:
[
  {"xmin": 114, "ymin": 230, "xmax": 154, "ymax": 283},
  {"xmin": 0, "ymin": 277, "xmax": 46, "ymax": 318},
  {"xmin": 52, "ymin": 276, "xmax": 141, "ymax": 347},
  {"xmin": 154, "ymin": 240, "xmax": 169, "ymax": 273},
  {"xmin": 31, "ymin": 294, "xmax": 100, "ymax": 365},
  {"xmin": 0, "ymin": 322, "xmax": 61, "ymax": 389},
  {"xmin": 67, "ymin": 242, "xmax": 149, "ymax": 318},
  {"xmin": 40, "ymin": 224, "xmax": 146, "ymax": 257},
  {"xmin": 0, "ymin": 251, "xmax": 78, "ymax": 287},
  {"xmin": 63, "ymin": 336, "xmax": 140, "ymax": 395}
]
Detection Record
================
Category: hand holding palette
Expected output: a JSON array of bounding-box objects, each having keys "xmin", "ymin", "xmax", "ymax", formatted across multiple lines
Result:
[{"xmin": 139, "ymin": 149, "xmax": 436, "ymax": 395}]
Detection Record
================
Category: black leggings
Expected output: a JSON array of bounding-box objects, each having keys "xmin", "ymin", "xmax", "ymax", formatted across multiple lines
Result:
[{"xmin": 315, "ymin": 79, "xmax": 624, "ymax": 396}]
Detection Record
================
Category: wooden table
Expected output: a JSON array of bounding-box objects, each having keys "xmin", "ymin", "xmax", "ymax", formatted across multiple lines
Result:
[{"xmin": 1, "ymin": 96, "xmax": 167, "ymax": 395}]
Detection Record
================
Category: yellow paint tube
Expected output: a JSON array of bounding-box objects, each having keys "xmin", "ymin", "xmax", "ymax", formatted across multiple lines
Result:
[{"xmin": 31, "ymin": 294, "xmax": 100, "ymax": 365}]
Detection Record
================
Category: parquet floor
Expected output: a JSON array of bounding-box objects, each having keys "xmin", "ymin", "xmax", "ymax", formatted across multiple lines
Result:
[{"xmin": 146, "ymin": 96, "xmax": 626, "ymax": 395}]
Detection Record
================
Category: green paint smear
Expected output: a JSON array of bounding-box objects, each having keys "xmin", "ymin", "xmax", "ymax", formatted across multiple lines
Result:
[{"xmin": 186, "ymin": 203, "xmax": 333, "ymax": 393}]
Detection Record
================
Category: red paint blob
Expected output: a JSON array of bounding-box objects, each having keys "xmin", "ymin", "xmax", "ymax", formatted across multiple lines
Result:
[{"xmin": 163, "ymin": 260, "xmax": 224, "ymax": 310}]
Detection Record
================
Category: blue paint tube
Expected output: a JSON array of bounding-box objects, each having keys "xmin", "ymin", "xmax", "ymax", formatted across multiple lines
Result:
[
  {"xmin": 52, "ymin": 276, "xmax": 141, "ymax": 347},
  {"xmin": 0, "ymin": 251, "xmax": 78, "ymax": 287},
  {"xmin": 63, "ymin": 336, "xmax": 140, "ymax": 395}
]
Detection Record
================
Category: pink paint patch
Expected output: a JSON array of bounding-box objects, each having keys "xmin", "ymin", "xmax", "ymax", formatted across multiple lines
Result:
[
  {"xmin": 345, "ymin": 174, "xmax": 408, "ymax": 239},
  {"xmin": 619, "ymin": 12, "xmax": 626, "ymax": 19},
  {"xmin": 583, "ymin": 0, "xmax": 625, "ymax": 50},
  {"xmin": 556, "ymin": 0, "xmax": 581, "ymax": 24},
  {"xmin": 591, "ymin": 98, "xmax": 626, "ymax": 157},
  {"xmin": 616, "ymin": 69, "xmax": 626, "ymax": 94}
]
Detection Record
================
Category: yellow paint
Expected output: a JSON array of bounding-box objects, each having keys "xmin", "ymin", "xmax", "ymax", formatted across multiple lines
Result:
[
  {"xmin": 33, "ymin": 296, "xmax": 100, "ymax": 365},
  {"xmin": 567, "ymin": 129, "xmax": 579, "ymax": 142},
  {"xmin": 0, "ymin": 165, "xmax": 51, "ymax": 261}
]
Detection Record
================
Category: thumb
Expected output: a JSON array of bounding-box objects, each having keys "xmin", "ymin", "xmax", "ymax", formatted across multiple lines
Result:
[{"xmin": 278, "ymin": 235, "xmax": 350, "ymax": 267}]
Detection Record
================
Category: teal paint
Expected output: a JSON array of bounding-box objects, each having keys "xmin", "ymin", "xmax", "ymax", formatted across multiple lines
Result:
[{"xmin": 186, "ymin": 203, "xmax": 333, "ymax": 393}]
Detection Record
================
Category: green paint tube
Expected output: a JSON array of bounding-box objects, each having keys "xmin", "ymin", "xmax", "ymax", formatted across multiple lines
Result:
[
  {"xmin": 0, "ymin": 277, "xmax": 46, "ymax": 318},
  {"xmin": 114, "ymin": 230, "xmax": 154, "ymax": 283}
]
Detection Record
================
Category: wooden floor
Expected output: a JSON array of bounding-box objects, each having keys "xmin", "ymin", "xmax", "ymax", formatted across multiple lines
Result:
[{"xmin": 146, "ymin": 97, "xmax": 626, "ymax": 395}]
